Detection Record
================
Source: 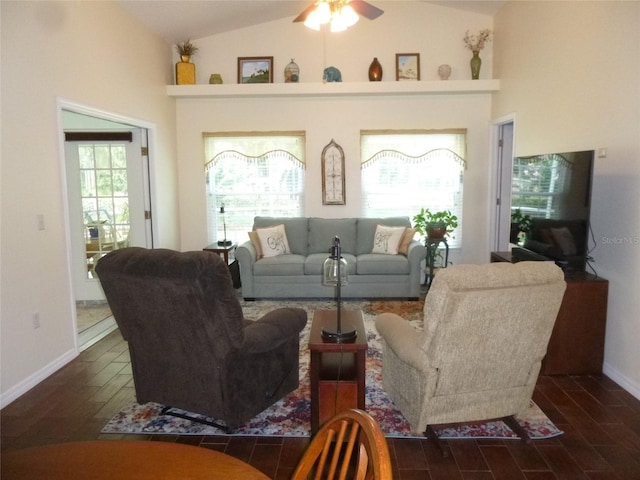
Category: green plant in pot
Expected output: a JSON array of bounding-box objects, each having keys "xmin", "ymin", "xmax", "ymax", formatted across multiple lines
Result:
[
  {"xmin": 176, "ymin": 40, "xmax": 199, "ymax": 62},
  {"xmin": 510, "ymin": 208, "xmax": 532, "ymax": 245},
  {"xmin": 413, "ymin": 208, "xmax": 458, "ymax": 241}
]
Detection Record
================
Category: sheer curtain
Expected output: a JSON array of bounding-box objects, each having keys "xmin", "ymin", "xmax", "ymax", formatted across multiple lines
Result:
[
  {"xmin": 204, "ymin": 133, "xmax": 305, "ymax": 245},
  {"xmin": 361, "ymin": 130, "xmax": 466, "ymax": 248}
]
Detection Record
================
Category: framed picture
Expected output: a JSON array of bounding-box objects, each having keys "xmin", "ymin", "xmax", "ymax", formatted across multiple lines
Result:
[
  {"xmin": 237, "ymin": 57, "xmax": 273, "ymax": 84},
  {"xmin": 321, "ymin": 139, "xmax": 346, "ymax": 205},
  {"xmin": 395, "ymin": 53, "xmax": 420, "ymax": 81}
]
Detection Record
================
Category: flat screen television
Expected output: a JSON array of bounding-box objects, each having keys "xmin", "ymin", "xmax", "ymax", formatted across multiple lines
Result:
[{"xmin": 510, "ymin": 150, "xmax": 595, "ymax": 272}]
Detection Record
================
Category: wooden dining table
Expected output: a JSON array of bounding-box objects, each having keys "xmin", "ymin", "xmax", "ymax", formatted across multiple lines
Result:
[{"xmin": 1, "ymin": 440, "xmax": 271, "ymax": 479}]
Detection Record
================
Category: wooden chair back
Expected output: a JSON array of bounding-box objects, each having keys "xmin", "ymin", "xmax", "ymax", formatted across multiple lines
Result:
[{"xmin": 291, "ymin": 409, "xmax": 392, "ymax": 480}]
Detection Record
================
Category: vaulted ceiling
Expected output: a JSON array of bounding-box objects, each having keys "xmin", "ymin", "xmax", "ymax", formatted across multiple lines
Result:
[{"xmin": 118, "ymin": 1, "xmax": 506, "ymax": 44}]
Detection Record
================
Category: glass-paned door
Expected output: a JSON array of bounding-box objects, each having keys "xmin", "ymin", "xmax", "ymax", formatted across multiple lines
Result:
[{"xmin": 65, "ymin": 130, "xmax": 150, "ymax": 301}]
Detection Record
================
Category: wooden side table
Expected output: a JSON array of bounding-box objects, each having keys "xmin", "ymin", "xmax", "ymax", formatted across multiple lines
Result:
[
  {"xmin": 203, "ymin": 243, "xmax": 241, "ymax": 288},
  {"xmin": 309, "ymin": 309, "xmax": 367, "ymax": 433}
]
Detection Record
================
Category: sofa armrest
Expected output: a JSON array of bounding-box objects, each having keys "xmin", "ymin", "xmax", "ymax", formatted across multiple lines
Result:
[
  {"xmin": 406, "ymin": 240, "xmax": 427, "ymax": 263},
  {"xmin": 375, "ymin": 312, "xmax": 427, "ymax": 370},
  {"xmin": 236, "ymin": 241, "xmax": 256, "ymax": 298},
  {"xmin": 242, "ymin": 307, "xmax": 308, "ymax": 353},
  {"xmin": 406, "ymin": 241, "xmax": 427, "ymax": 298}
]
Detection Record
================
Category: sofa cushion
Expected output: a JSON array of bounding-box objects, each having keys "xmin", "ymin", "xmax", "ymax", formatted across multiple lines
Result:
[
  {"xmin": 256, "ymin": 224, "xmax": 291, "ymax": 257},
  {"xmin": 305, "ymin": 253, "xmax": 357, "ymax": 276},
  {"xmin": 398, "ymin": 228, "xmax": 417, "ymax": 255},
  {"xmin": 356, "ymin": 217, "xmax": 412, "ymax": 255},
  {"xmin": 253, "ymin": 217, "xmax": 309, "ymax": 255},
  {"xmin": 357, "ymin": 253, "xmax": 410, "ymax": 275},
  {"xmin": 308, "ymin": 218, "xmax": 357, "ymax": 254},
  {"xmin": 248, "ymin": 231, "xmax": 264, "ymax": 258},
  {"xmin": 372, "ymin": 224, "xmax": 406, "ymax": 255},
  {"xmin": 253, "ymin": 254, "xmax": 305, "ymax": 276}
]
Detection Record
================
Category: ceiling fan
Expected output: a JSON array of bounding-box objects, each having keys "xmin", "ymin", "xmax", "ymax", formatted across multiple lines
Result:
[{"xmin": 294, "ymin": 0, "xmax": 384, "ymax": 31}]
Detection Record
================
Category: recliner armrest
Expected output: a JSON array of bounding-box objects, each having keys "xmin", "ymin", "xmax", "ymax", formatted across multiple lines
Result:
[
  {"xmin": 375, "ymin": 313, "xmax": 427, "ymax": 370},
  {"xmin": 241, "ymin": 308, "xmax": 307, "ymax": 353}
]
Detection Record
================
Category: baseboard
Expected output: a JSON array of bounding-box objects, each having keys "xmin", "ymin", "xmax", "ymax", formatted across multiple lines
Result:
[
  {"xmin": 78, "ymin": 316, "xmax": 117, "ymax": 351},
  {"xmin": 0, "ymin": 348, "xmax": 78, "ymax": 409},
  {"xmin": 603, "ymin": 361, "xmax": 640, "ymax": 401}
]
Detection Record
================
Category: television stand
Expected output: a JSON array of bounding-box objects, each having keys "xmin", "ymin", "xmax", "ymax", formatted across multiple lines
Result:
[{"xmin": 491, "ymin": 251, "xmax": 608, "ymax": 375}]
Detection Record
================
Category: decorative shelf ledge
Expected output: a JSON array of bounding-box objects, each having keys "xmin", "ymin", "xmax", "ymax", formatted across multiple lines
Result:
[{"xmin": 166, "ymin": 80, "xmax": 500, "ymax": 98}]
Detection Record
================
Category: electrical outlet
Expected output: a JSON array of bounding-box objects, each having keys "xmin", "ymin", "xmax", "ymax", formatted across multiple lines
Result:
[
  {"xmin": 33, "ymin": 312, "xmax": 41, "ymax": 329},
  {"xmin": 36, "ymin": 214, "xmax": 45, "ymax": 231}
]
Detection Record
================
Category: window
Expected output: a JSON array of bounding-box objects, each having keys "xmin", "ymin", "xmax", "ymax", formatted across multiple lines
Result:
[
  {"xmin": 361, "ymin": 130, "xmax": 466, "ymax": 248},
  {"xmin": 205, "ymin": 133, "xmax": 305, "ymax": 244},
  {"xmin": 511, "ymin": 154, "xmax": 572, "ymax": 220},
  {"xmin": 77, "ymin": 142, "xmax": 131, "ymax": 276}
]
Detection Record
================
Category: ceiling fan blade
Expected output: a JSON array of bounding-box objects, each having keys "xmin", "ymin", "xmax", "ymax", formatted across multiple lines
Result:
[
  {"xmin": 293, "ymin": 3, "xmax": 316, "ymax": 22},
  {"xmin": 349, "ymin": 0, "xmax": 384, "ymax": 20}
]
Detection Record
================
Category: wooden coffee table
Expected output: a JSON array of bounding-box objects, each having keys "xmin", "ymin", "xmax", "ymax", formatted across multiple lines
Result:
[{"xmin": 309, "ymin": 309, "xmax": 367, "ymax": 433}]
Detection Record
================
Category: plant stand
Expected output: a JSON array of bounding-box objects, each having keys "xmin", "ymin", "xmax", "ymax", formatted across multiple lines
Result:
[{"xmin": 425, "ymin": 238, "xmax": 449, "ymax": 287}]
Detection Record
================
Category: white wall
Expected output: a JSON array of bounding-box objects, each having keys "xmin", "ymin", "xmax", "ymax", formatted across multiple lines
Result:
[
  {"xmin": 0, "ymin": 1, "xmax": 179, "ymax": 406},
  {"xmin": 493, "ymin": 1, "xmax": 640, "ymax": 397},
  {"xmin": 176, "ymin": 2, "xmax": 496, "ymax": 268},
  {"xmin": 188, "ymin": 2, "xmax": 494, "ymax": 85}
]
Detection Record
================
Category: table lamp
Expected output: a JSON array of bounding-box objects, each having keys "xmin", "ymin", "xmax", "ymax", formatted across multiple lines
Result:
[
  {"xmin": 321, "ymin": 236, "xmax": 357, "ymax": 343},
  {"xmin": 217, "ymin": 204, "xmax": 232, "ymax": 246}
]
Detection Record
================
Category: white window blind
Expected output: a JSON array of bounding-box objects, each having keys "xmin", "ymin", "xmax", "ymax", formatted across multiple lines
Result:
[
  {"xmin": 512, "ymin": 154, "xmax": 571, "ymax": 220},
  {"xmin": 204, "ymin": 133, "xmax": 305, "ymax": 245},
  {"xmin": 360, "ymin": 130, "xmax": 466, "ymax": 248}
]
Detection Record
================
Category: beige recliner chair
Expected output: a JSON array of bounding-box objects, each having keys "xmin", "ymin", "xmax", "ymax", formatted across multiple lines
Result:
[{"xmin": 375, "ymin": 261, "xmax": 566, "ymax": 447}]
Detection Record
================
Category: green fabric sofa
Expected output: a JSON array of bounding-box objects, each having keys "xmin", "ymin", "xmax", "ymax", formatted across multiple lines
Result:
[{"xmin": 236, "ymin": 216, "xmax": 426, "ymax": 300}]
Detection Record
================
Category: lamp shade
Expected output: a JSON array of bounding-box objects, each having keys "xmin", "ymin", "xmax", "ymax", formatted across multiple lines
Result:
[{"xmin": 323, "ymin": 254, "xmax": 348, "ymax": 286}]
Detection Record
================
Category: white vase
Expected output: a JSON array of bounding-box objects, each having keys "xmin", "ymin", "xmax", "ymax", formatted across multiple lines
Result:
[{"xmin": 438, "ymin": 64, "xmax": 451, "ymax": 80}]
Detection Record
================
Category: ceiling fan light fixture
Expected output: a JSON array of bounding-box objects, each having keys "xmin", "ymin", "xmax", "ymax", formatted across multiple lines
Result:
[
  {"xmin": 294, "ymin": 0, "xmax": 383, "ymax": 30},
  {"xmin": 304, "ymin": 10, "xmax": 322, "ymax": 30},
  {"xmin": 340, "ymin": 4, "xmax": 359, "ymax": 27},
  {"xmin": 301, "ymin": 0, "xmax": 361, "ymax": 32},
  {"xmin": 316, "ymin": 1, "xmax": 332, "ymax": 23},
  {"xmin": 330, "ymin": 18, "xmax": 347, "ymax": 32}
]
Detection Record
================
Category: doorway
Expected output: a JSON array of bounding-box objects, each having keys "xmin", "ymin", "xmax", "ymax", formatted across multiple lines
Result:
[
  {"xmin": 60, "ymin": 104, "xmax": 153, "ymax": 349},
  {"xmin": 491, "ymin": 117, "xmax": 515, "ymax": 251}
]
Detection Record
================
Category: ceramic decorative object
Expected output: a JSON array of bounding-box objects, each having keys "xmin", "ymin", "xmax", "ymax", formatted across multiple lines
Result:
[
  {"xmin": 209, "ymin": 74, "xmax": 223, "ymax": 84},
  {"xmin": 470, "ymin": 51, "xmax": 481, "ymax": 79},
  {"xmin": 323, "ymin": 66, "xmax": 342, "ymax": 82},
  {"xmin": 176, "ymin": 60, "xmax": 196, "ymax": 85},
  {"xmin": 438, "ymin": 64, "xmax": 451, "ymax": 80},
  {"xmin": 284, "ymin": 59, "xmax": 300, "ymax": 83},
  {"xmin": 175, "ymin": 40, "xmax": 198, "ymax": 85},
  {"xmin": 368, "ymin": 57, "xmax": 382, "ymax": 81}
]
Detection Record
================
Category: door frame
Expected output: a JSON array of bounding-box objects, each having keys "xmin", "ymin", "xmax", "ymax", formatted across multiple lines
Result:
[
  {"xmin": 56, "ymin": 98, "xmax": 157, "ymax": 351},
  {"xmin": 489, "ymin": 113, "xmax": 516, "ymax": 252}
]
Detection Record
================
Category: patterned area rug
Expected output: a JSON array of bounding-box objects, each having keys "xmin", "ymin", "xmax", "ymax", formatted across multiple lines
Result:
[{"xmin": 102, "ymin": 297, "xmax": 562, "ymax": 440}]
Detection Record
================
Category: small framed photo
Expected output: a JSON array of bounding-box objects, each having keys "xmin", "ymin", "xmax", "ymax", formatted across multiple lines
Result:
[
  {"xmin": 238, "ymin": 57, "xmax": 274, "ymax": 84},
  {"xmin": 396, "ymin": 53, "xmax": 420, "ymax": 81}
]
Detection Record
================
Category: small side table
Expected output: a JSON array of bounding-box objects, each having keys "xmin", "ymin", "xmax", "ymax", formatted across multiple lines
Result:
[
  {"xmin": 203, "ymin": 243, "xmax": 241, "ymax": 288},
  {"xmin": 308, "ymin": 310, "xmax": 367, "ymax": 433},
  {"xmin": 425, "ymin": 238, "xmax": 449, "ymax": 287}
]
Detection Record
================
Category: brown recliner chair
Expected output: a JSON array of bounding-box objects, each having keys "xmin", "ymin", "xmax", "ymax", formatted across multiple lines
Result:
[{"xmin": 95, "ymin": 247, "xmax": 307, "ymax": 430}]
